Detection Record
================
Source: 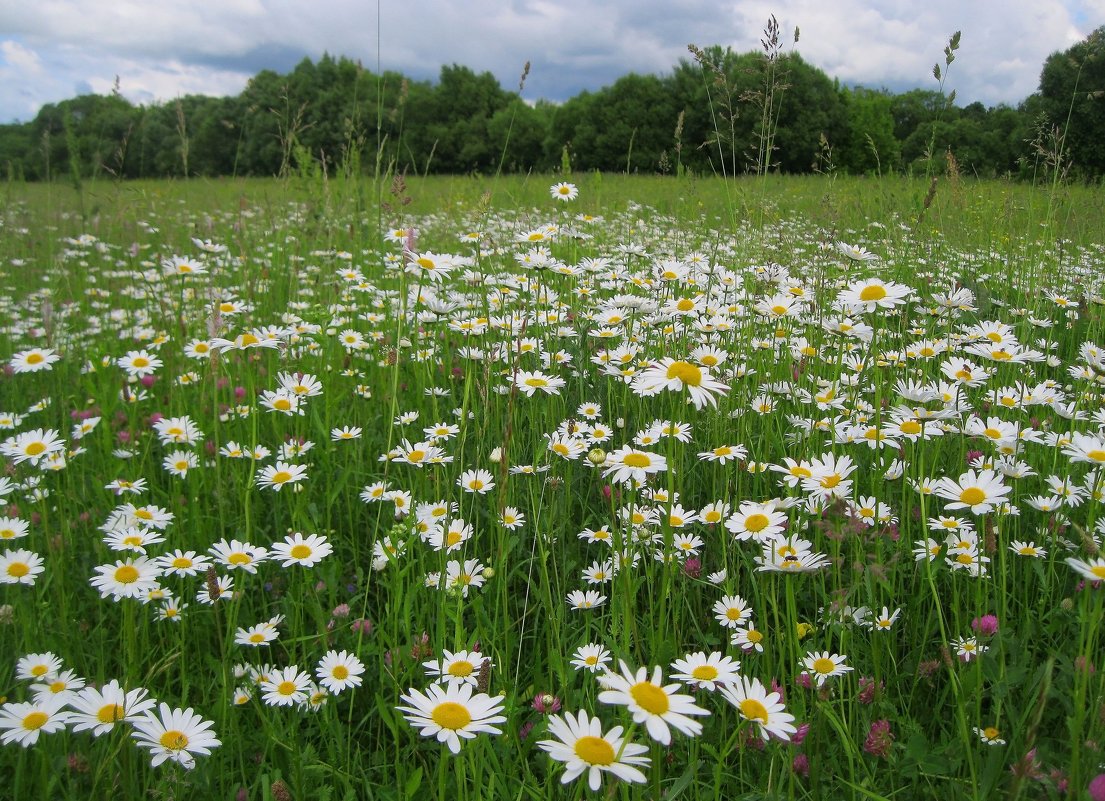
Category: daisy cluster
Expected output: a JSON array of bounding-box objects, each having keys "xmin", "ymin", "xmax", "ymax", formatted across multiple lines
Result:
[{"xmin": 1, "ymin": 185, "xmax": 1104, "ymax": 794}]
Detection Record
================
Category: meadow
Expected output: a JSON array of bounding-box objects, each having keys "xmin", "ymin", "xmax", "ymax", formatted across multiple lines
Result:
[{"xmin": 0, "ymin": 171, "xmax": 1104, "ymax": 800}]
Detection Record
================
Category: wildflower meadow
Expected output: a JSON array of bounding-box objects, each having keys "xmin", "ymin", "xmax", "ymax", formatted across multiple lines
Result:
[{"xmin": 0, "ymin": 171, "xmax": 1104, "ymax": 800}]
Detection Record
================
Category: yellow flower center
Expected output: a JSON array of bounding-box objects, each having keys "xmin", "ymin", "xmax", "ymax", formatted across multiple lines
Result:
[
  {"xmin": 1086, "ymin": 449, "xmax": 1105, "ymax": 462},
  {"xmin": 22, "ymin": 712, "xmax": 49, "ymax": 731},
  {"xmin": 447, "ymin": 661, "xmax": 474, "ymax": 677},
  {"xmin": 271, "ymin": 471, "xmax": 292, "ymax": 484},
  {"xmin": 331, "ymin": 666, "xmax": 349, "ymax": 680},
  {"xmin": 691, "ymin": 665, "xmax": 719, "ymax": 681},
  {"xmin": 744, "ymin": 514, "xmax": 770, "ymax": 532},
  {"xmin": 277, "ymin": 681, "xmax": 298, "ymax": 696},
  {"xmin": 25, "ymin": 442, "xmax": 47, "ymax": 456},
  {"xmin": 859, "ymin": 285, "xmax": 886, "ymax": 302},
  {"xmin": 229, "ymin": 553, "xmax": 251, "ymax": 565},
  {"xmin": 159, "ymin": 730, "xmax": 190, "ymax": 750},
  {"xmin": 739, "ymin": 698, "xmax": 769, "ymax": 724},
  {"xmin": 114, "ymin": 565, "xmax": 139, "ymax": 584},
  {"xmin": 746, "ymin": 629, "xmax": 764, "ymax": 644},
  {"xmin": 900, "ymin": 420, "xmax": 922, "ymax": 435},
  {"xmin": 665, "ymin": 360, "xmax": 702, "ymax": 387},
  {"xmin": 1091, "ymin": 565, "xmax": 1105, "ymax": 579},
  {"xmin": 468, "ymin": 480, "xmax": 484, "ymax": 490},
  {"xmin": 574, "ymin": 735, "xmax": 616, "ymax": 765},
  {"xmin": 812, "ymin": 657, "xmax": 836, "ymax": 675},
  {"xmin": 132, "ymin": 357, "xmax": 149, "ymax": 368},
  {"xmin": 676, "ymin": 298, "xmax": 695, "ymax": 312},
  {"xmin": 31, "ymin": 665, "xmax": 48, "ymax": 677},
  {"xmin": 290, "ymin": 544, "xmax": 311, "ymax": 560},
  {"xmin": 97, "ymin": 703, "xmax": 126, "ymax": 724},
  {"xmin": 27, "ymin": 353, "xmax": 44, "ymax": 364},
  {"xmin": 959, "ymin": 487, "xmax": 987, "ymax": 506},
  {"xmin": 240, "ymin": 333, "xmax": 260, "ymax": 346},
  {"xmin": 249, "ymin": 633, "xmax": 266, "ymax": 643},
  {"xmin": 274, "ymin": 398, "xmax": 292, "ymax": 411},
  {"xmin": 623, "ymin": 453, "xmax": 651, "ymax": 469},
  {"xmin": 629, "ymin": 682, "xmax": 670, "ymax": 715},
  {"xmin": 172, "ymin": 557, "xmax": 193, "ymax": 569},
  {"xmin": 524, "ymin": 377, "xmax": 548, "ymax": 387},
  {"xmin": 431, "ymin": 701, "xmax": 472, "ymax": 730},
  {"xmin": 7, "ymin": 562, "xmax": 29, "ymax": 578},
  {"xmin": 983, "ymin": 726, "xmax": 1000, "ymax": 740},
  {"xmin": 821, "ymin": 474, "xmax": 842, "ymax": 489}
]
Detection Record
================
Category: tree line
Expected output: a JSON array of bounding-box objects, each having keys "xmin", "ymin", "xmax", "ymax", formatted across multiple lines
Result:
[{"xmin": 0, "ymin": 27, "xmax": 1101, "ymax": 182}]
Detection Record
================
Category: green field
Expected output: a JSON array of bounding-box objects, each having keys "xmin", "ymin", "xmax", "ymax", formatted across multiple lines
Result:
[{"xmin": 0, "ymin": 173, "xmax": 1103, "ymax": 800}]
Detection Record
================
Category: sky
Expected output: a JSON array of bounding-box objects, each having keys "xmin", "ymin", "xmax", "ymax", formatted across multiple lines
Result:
[{"xmin": 0, "ymin": 0, "xmax": 1101, "ymax": 124}]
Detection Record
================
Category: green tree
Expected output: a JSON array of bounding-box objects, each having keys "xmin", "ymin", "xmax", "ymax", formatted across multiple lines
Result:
[{"xmin": 1033, "ymin": 26, "xmax": 1105, "ymax": 177}]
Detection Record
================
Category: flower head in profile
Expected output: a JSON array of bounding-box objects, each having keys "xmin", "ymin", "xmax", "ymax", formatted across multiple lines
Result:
[
  {"xmin": 632, "ymin": 358, "xmax": 729, "ymax": 410},
  {"xmin": 397, "ymin": 682, "xmax": 506, "ymax": 754},
  {"xmin": 131, "ymin": 703, "xmax": 220, "ymax": 769},
  {"xmin": 0, "ymin": 695, "xmax": 70, "ymax": 746},
  {"xmin": 836, "ymin": 242, "xmax": 879, "ymax": 262},
  {"xmin": 719, "ymin": 675, "xmax": 797, "ymax": 741},
  {"xmin": 68, "ymin": 680, "xmax": 156, "ymax": 736},
  {"xmin": 537, "ymin": 709, "xmax": 649, "ymax": 791},
  {"xmin": 597, "ymin": 661, "xmax": 710, "ymax": 745}
]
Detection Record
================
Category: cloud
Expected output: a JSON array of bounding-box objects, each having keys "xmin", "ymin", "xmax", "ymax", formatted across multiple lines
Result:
[{"xmin": 0, "ymin": 0, "xmax": 1100, "ymax": 122}]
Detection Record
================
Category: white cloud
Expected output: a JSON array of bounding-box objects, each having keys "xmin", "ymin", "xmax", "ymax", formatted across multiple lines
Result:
[{"xmin": 0, "ymin": 0, "xmax": 1100, "ymax": 121}]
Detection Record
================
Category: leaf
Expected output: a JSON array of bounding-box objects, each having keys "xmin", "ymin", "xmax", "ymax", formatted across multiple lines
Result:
[{"xmin": 404, "ymin": 766, "xmax": 423, "ymax": 797}]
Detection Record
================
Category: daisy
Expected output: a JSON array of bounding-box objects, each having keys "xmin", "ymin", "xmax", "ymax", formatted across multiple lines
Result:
[
  {"xmin": 90, "ymin": 557, "xmax": 162, "ymax": 601},
  {"xmin": 632, "ymin": 358, "xmax": 729, "ymax": 410},
  {"xmin": 131, "ymin": 703, "xmax": 220, "ymax": 769},
  {"xmin": 270, "ymin": 532, "xmax": 333, "ymax": 568},
  {"xmin": 117, "ymin": 350, "xmax": 163, "ymax": 377},
  {"xmin": 444, "ymin": 558, "xmax": 488, "ymax": 597},
  {"xmin": 550, "ymin": 182, "xmax": 579, "ymax": 201},
  {"xmin": 726, "ymin": 502, "xmax": 787, "ymax": 541},
  {"xmin": 869, "ymin": 607, "xmax": 901, "ymax": 631},
  {"xmin": 513, "ymin": 370, "xmax": 566, "ymax": 397},
  {"xmin": 156, "ymin": 550, "xmax": 211, "ymax": 577},
  {"xmin": 597, "ymin": 661, "xmax": 710, "ymax": 745},
  {"xmin": 838, "ymin": 277, "xmax": 912, "ymax": 311},
  {"xmin": 669, "ymin": 651, "xmax": 741, "ymax": 690},
  {"xmin": 316, "ymin": 650, "xmax": 365, "ymax": 694},
  {"xmin": 10, "ymin": 348, "xmax": 61, "ymax": 373},
  {"xmin": 602, "ymin": 447, "xmax": 667, "ymax": 486},
  {"xmin": 457, "ymin": 469, "xmax": 494, "ymax": 494},
  {"xmin": 260, "ymin": 666, "xmax": 313, "ymax": 707},
  {"xmin": 1009, "ymin": 540, "xmax": 1046, "ymax": 558},
  {"xmin": 537, "ymin": 709, "xmax": 649, "ymax": 791},
  {"xmin": 0, "ymin": 517, "xmax": 29, "ymax": 541},
  {"xmin": 235, "ymin": 623, "xmax": 279, "ymax": 647},
  {"xmin": 567, "ymin": 590, "xmax": 606, "ymax": 610},
  {"xmin": 499, "ymin": 507, "xmax": 525, "ymax": 530},
  {"xmin": 0, "ymin": 549, "xmax": 44, "ymax": 586},
  {"xmin": 423, "ymin": 650, "xmax": 489, "ymax": 687},
  {"xmin": 16, "ymin": 653, "xmax": 63, "ymax": 682},
  {"xmin": 1, "ymin": 428, "xmax": 66, "ymax": 465},
  {"xmin": 396, "ymin": 682, "xmax": 506, "ymax": 755},
  {"xmin": 719, "ymin": 676, "xmax": 797, "ymax": 741},
  {"xmin": 67, "ymin": 680, "xmax": 156, "ymax": 736},
  {"xmin": 802, "ymin": 651, "xmax": 854, "ymax": 686},
  {"xmin": 933, "ymin": 469, "xmax": 1011, "ymax": 515},
  {"xmin": 952, "ymin": 636, "xmax": 988, "ymax": 662},
  {"xmin": 836, "ymin": 241, "xmax": 879, "ymax": 261},
  {"xmin": 0, "ymin": 696, "xmax": 70, "ymax": 747},
  {"xmin": 255, "ymin": 461, "xmax": 308, "ymax": 491},
  {"xmin": 1065, "ymin": 556, "xmax": 1105, "ymax": 582},
  {"xmin": 698, "ymin": 443, "xmax": 747, "ymax": 464},
  {"xmin": 974, "ymin": 725, "xmax": 1006, "ymax": 745},
  {"xmin": 209, "ymin": 539, "xmax": 268, "ymax": 573},
  {"xmin": 732, "ymin": 623, "xmax": 766, "ymax": 653},
  {"xmin": 571, "ymin": 644, "xmax": 611, "ymax": 673},
  {"xmin": 713, "ymin": 595, "xmax": 753, "ymax": 628}
]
